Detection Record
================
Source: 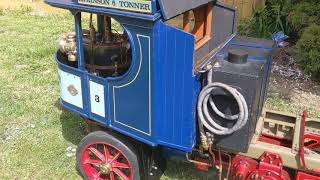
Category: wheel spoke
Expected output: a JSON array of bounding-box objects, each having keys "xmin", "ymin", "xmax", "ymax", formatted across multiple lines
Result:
[
  {"xmin": 88, "ymin": 147, "xmax": 106, "ymax": 161},
  {"xmin": 113, "ymin": 168, "xmax": 129, "ymax": 180},
  {"xmin": 110, "ymin": 172, "xmax": 115, "ymax": 180},
  {"xmin": 83, "ymin": 159, "xmax": 102, "ymax": 166},
  {"xmin": 93, "ymin": 171, "xmax": 102, "ymax": 180},
  {"xmin": 103, "ymin": 144, "xmax": 111, "ymax": 160},
  {"xmin": 112, "ymin": 161, "xmax": 130, "ymax": 169},
  {"xmin": 110, "ymin": 152, "xmax": 121, "ymax": 163}
]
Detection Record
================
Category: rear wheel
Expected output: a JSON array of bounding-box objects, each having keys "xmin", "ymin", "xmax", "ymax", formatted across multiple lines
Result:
[{"xmin": 76, "ymin": 131, "xmax": 141, "ymax": 180}]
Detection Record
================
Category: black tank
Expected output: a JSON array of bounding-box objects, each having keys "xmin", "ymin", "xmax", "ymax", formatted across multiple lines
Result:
[{"xmin": 210, "ymin": 36, "xmax": 275, "ymax": 152}]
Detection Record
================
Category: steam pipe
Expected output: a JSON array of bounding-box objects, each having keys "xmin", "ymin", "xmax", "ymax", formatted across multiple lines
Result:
[{"xmin": 97, "ymin": 14, "xmax": 105, "ymax": 38}]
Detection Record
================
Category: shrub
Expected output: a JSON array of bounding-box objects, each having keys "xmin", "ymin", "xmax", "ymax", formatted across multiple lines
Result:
[
  {"xmin": 296, "ymin": 25, "xmax": 320, "ymax": 79},
  {"xmin": 239, "ymin": 0, "xmax": 292, "ymax": 38},
  {"xmin": 290, "ymin": 1, "xmax": 320, "ymax": 35}
]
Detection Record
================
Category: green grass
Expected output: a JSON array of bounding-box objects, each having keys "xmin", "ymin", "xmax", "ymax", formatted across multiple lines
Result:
[
  {"xmin": 0, "ymin": 8, "xmax": 206, "ymax": 180},
  {"xmin": 265, "ymin": 89, "xmax": 320, "ymax": 119}
]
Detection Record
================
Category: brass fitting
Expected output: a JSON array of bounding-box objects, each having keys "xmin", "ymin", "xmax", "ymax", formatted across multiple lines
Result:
[
  {"xmin": 201, "ymin": 135, "xmax": 209, "ymax": 151},
  {"xmin": 59, "ymin": 32, "xmax": 77, "ymax": 62}
]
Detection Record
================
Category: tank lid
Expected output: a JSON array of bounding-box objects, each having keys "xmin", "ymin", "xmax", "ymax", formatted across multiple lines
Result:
[{"xmin": 227, "ymin": 49, "xmax": 248, "ymax": 64}]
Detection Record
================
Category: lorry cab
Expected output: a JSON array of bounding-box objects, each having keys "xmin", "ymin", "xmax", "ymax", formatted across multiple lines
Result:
[{"xmin": 46, "ymin": 0, "xmax": 238, "ymax": 152}]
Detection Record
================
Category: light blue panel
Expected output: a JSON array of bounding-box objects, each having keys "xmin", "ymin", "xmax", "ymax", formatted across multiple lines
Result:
[
  {"xmin": 59, "ymin": 69, "xmax": 83, "ymax": 109},
  {"xmin": 89, "ymin": 81, "xmax": 106, "ymax": 117}
]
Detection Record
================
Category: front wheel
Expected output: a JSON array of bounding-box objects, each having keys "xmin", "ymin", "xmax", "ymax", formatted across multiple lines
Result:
[{"xmin": 76, "ymin": 131, "xmax": 141, "ymax": 180}]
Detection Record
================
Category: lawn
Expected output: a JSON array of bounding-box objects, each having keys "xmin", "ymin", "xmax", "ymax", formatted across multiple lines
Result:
[
  {"xmin": 0, "ymin": 6, "xmax": 210, "ymax": 180},
  {"xmin": 0, "ymin": 3, "xmax": 319, "ymax": 180}
]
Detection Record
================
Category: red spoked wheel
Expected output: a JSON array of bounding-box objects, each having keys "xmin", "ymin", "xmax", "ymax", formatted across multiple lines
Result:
[
  {"xmin": 82, "ymin": 143, "xmax": 132, "ymax": 180},
  {"xmin": 77, "ymin": 131, "xmax": 141, "ymax": 180}
]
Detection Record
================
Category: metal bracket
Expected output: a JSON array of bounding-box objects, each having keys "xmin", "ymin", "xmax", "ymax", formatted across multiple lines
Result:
[
  {"xmin": 299, "ymin": 111, "xmax": 320, "ymax": 175},
  {"xmin": 296, "ymin": 171, "xmax": 320, "ymax": 180}
]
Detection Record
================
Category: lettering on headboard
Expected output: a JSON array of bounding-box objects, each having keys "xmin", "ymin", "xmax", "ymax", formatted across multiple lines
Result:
[{"xmin": 78, "ymin": 0, "xmax": 152, "ymax": 13}]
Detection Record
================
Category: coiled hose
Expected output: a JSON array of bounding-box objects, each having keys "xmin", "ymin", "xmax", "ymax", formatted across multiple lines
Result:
[{"xmin": 197, "ymin": 72, "xmax": 249, "ymax": 148}]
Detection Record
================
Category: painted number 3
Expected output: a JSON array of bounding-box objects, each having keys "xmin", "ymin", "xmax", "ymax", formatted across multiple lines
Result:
[{"xmin": 95, "ymin": 95, "xmax": 100, "ymax": 103}]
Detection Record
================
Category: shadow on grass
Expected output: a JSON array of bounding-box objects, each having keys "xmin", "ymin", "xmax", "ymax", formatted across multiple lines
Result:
[
  {"xmin": 55, "ymin": 99, "xmax": 217, "ymax": 179},
  {"xmin": 55, "ymin": 99, "xmax": 87, "ymax": 145},
  {"xmin": 163, "ymin": 160, "xmax": 217, "ymax": 180}
]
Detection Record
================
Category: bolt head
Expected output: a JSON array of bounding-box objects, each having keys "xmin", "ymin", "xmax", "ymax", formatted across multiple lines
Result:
[{"xmin": 236, "ymin": 174, "xmax": 243, "ymax": 180}]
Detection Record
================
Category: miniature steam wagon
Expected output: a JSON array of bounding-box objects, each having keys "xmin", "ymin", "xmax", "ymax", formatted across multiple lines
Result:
[{"xmin": 45, "ymin": 0, "xmax": 320, "ymax": 179}]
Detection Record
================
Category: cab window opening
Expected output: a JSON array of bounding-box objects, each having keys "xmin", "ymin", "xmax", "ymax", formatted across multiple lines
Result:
[
  {"xmin": 57, "ymin": 13, "xmax": 132, "ymax": 78},
  {"xmin": 165, "ymin": 4, "xmax": 213, "ymax": 50}
]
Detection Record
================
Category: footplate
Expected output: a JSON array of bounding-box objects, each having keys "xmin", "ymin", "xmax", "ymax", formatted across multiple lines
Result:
[{"xmin": 243, "ymin": 109, "xmax": 320, "ymax": 171}]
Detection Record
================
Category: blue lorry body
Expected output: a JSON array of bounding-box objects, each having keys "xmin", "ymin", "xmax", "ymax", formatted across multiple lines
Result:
[{"xmin": 48, "ymin": 0, "xmax": 201, "ymax": 152}]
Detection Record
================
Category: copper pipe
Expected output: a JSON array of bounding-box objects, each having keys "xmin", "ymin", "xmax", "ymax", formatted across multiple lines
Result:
[
  {"xmin": 104, "ymin": 16, "xmax": 112, "ymax": 43},
  {"xmin": 185, "ymin": 154, "xmax": 212, "ymax": 166}
]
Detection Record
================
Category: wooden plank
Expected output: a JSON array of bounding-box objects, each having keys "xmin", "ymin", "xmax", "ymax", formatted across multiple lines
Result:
[{"xmin": 219, "ymin": 0, "xmax": 266, "ymax": 19}]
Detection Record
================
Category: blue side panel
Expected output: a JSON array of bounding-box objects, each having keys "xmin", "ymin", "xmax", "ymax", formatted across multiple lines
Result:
[
  {"xmin": 56, "ymin": 13, "xmax": 200, "ymax": 151},
  {"xmin": 57, "ymin": 13, "xmax": 157, "ymax": 146},
  {"xmin": 109, "ymin": 23, "xmax": 154, "ymax": 142},
  {"xmin": 153, "ymin": 21, "xmax": 200, "ymax": 152}
]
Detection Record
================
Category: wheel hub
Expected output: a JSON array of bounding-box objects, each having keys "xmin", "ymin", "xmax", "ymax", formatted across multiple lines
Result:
[{"xmin": 99, "ymin": 162, "xmax": 112, "ymax": 175}]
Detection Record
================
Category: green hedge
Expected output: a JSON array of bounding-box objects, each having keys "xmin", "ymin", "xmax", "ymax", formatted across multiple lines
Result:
[
  {"xmin": 290, "ymin": 1, "xmax": 320, "ymax": 35},
  {"xmin": 296, "ymin": 25, "xmax": 320, "ymax": 79},
  {"xmin": 239, "ymin": 0, "xmax": 320, "ymax": 79},
  {"xmin": 239, "ymin": 0, "xmax": 292, "ymax": 38}
]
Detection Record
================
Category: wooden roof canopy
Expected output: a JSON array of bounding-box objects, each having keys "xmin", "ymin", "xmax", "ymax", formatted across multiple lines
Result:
[{"xmin": 158, "ymin": 0, "xmax": 217, "ymax": 19}]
